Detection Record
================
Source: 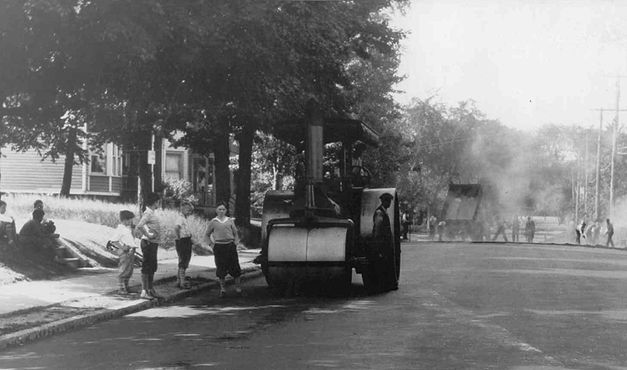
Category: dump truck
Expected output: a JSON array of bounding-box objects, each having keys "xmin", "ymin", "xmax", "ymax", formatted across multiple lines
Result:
[
  {"xmin": 256, "ymin": 100, "xmax": 401, "ymax": 295},
  {"xmin": 440, "ymin": 183, "xmax": 496, "ymax": 241}
]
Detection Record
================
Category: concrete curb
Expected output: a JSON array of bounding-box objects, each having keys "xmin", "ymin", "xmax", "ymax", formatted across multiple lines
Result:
[{"xmin": 0, "ymin": 265, "xmax": 262, "ymax": 351}]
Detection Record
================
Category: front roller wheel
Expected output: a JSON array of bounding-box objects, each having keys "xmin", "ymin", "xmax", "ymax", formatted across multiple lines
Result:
[{"xmin": 329, "ymin": 266, "xmax": 352, "ymax": 296}]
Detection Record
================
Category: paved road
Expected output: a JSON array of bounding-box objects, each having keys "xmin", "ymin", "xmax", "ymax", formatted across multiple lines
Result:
[{"xmin": 4, "ymin": 241, "xmax": 627, "ymax": 369}]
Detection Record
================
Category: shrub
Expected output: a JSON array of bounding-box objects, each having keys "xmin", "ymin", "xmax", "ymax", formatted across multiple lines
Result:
[{"xmin": 162, "ymin": 178, "xmax": 198, "ymax": 206}]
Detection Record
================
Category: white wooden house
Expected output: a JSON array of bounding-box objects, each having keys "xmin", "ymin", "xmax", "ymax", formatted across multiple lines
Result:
[{"xmin": 0, "ymin": 138, "xmax": 218, "ymax": 205}]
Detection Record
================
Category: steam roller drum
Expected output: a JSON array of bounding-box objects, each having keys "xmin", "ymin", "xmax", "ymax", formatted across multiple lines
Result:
[{"xmin": 266, "ymin": 225, "xmax": 351, "ymax": 294}]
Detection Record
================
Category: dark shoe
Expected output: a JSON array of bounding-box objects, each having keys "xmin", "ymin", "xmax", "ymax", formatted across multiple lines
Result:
[
  {"xmin": 149, "ymin": 289, "xmax": 163, "ymax": 299},
  {"xmin": 219, "ymin": 290, "xmax": 226, "ymax": 298}
]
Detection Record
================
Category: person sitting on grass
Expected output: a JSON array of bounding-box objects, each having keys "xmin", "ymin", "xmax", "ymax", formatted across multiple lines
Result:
[
  {"xmin": 109, "ymin": 210, "xmax": 138, "ymax": 295},
  {"xmin": 33, "ymin": 199, "xmax": 56, "ymax": 235},
  {"xmin": 19, "ymin": 209, "xmax": 56, "ymax": 260},
  {"xmin": 0, "ymin": 200, "xmax": 17, "ymax": 248}
]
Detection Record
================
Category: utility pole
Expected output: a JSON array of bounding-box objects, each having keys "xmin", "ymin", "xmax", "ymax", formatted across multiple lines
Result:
[
  {"xmin": 584, "ymin": 127, "xmax": 589, "ymax": 218},
  {"xmin": 592, "ymin": 106, "xmax": 627, "ymax": 220},
  {"xmin": 593, "ymin": 109, "xmax": 603, "ymax": 221},
  {"xmin": 603, "ymin": 74, "xmax": 627, "ymax": 218},
  {"xmin": 573, "ymin": 169, "xmax": 579, "ymax": 224},
  {"xmin": 610, "ymin": 77, "xmax": 620, "ymax": 218}
]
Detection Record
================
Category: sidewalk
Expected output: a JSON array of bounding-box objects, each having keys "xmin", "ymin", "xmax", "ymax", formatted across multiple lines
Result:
[{"xmin": 0, "ymin": 249, "xmax": 262, "ymax": 350}]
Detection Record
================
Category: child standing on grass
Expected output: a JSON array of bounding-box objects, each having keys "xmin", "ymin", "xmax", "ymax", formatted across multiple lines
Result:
[
  {"xmin": 206, "ymin": 202, "xmax": 242, "ymax": 297},
  {"xmin": 174, "ymin": 202, "xmax": 194, "ymax": 289},
  {"xmin": 109, "ymin": 210, "xmax": 138, "ymax": 295},
  {"xmin": 136, "ymin": 193, "xmax": 162, "ymax": 300}
]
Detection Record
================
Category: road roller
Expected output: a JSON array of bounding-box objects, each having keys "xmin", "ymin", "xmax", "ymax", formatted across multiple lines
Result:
[{"xmin": 257, "ymin": 100, "xmax": 401, "ymax": 295}]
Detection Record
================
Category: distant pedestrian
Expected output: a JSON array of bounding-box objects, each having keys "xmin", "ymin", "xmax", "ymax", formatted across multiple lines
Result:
[
  {"xmin": 207, "ymin": 202, "xmax": 242, "ymax": 297},
  {"xmin": 428, "ymin": 215, "xmax": 437, "ymax": 240},
  {"xmin": 576, "ymin": 220, "xmax": 587, "ymax": 244},
  {"xmin": 511, "ymin": 215, "xmax": 520, "ymax": 242},
  {"xmin": 109, "ymin": 210, "xmax": 138, "ymax": 295},
  {"xmin": 584, "ymin": 221, "xmax": 594, "ymax": 245},
  {"xmin": 592, "ymin": 221, "xmax": 601, "ymax": 245},
  {"xmin": 174, "ymin": 202, "xmax": 194, "ymax": 289},
  {"xmin": 401, "ymin": 211, "xmax": 410, "ymax": 240},
  {"xmin": 136, "ymin": 193, "xmax": 162, "ymax": 300},
  {"xmin": 492, "ymin": 217, "xmax": 508, "ymax": 242},
  {"xmin": 525, "ymin": 216, "xmax": 536, "ymax": 243},
  {"xmin": 606, "ymin": 218, "xmax": 615, "ymax": 248},
  {"xmin": 437, "ymin": 220, "xmax": 446, "ymax": 242}
]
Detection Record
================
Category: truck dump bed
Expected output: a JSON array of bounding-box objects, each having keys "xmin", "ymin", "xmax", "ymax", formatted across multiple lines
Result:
[
  {"xmin": 441, "ymin": 184, "xmax": 483, "ymax": 221},
  {"xmin": 439, "ymin": 184, "xmax": 487, "ymax": 241}
]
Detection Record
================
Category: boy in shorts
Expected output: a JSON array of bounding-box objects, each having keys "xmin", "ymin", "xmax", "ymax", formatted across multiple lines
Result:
[
  {"xmin": 136, "ymin": 193, "xmax": 161, "ymax": 300},
  {"xmin": 109, "ymin": 210, "xmax": 138, "ymax": 295},
  {"xmin": 174, "ymin": 202, "xmax": 194, "ymax": 289}
]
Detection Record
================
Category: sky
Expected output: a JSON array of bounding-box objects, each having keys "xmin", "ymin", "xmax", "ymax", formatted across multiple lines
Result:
[{"xmin": 391, "ymin": 0, "xmax": 627, "ymax": 131}]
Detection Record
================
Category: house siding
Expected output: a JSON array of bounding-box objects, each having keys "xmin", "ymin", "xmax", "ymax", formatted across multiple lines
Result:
[
  {"xmin": 111, "ymin": 177, "xmax": 122, "ymax": 193},
  {"xmin": 88, "ymin": 175, "xmax": 109, "ymax": 192},
  {"xmin": 0, "ymin": 150, "xmax": 82, "ymax": 193}
]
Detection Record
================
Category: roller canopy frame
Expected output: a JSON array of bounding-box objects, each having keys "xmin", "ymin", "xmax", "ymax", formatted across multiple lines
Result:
[{"xmin": 272, "ymin": 117, "xmax": 380, "ymax": 148}]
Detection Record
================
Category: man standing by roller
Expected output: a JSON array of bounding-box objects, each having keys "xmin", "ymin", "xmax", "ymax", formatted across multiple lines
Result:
[{"xmin": 372, "ymin": 193, "xmax": 397, "ymax": 290}]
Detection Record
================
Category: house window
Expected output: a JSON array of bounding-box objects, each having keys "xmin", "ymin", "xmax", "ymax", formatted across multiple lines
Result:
[
  {"xmin": 112, "ymin": 145, "xmax": 122, "ymax": 176},
  {"xmin": 90, "ymin": 143, "xmax": 123, "ymax": 176},
  {"xmin": 165, "ymin": 152, "xmax": 183, "ymax": 180},
  {"xmin": 90, "ymin": 150, "xmax": 106, "ymax": 174}
]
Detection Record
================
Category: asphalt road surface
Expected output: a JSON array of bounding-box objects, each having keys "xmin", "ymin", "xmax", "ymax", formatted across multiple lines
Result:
[{"xmin": 4, "ymin": 241, "xmax": 627, "ymax": 369}]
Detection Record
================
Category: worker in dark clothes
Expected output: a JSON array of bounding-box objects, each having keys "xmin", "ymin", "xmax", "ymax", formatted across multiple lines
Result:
[
  {"xmin": 606, "ymin": 218, "xmax": 615, "ymax": 248},
  {"xmin": 511, "ymin": 216, "xmax": 520, "ymax": 242},
  {"xmin": 492, "ymin": 217, "xmax": 508, "ymax": 242},
  {"xmin": 372, "ymin": 193, "xmax": 397, "ymax": 290}
]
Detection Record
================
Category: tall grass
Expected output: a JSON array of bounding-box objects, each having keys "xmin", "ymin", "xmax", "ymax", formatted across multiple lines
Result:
[{"xmin": 3, "ymin": 194, "xmax": 211, "ymax": 250}]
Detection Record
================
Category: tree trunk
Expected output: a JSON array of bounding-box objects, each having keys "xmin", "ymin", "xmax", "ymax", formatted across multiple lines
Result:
[
  {"xmin": 138, "ymin": 151, "xmax": 150, "ymax": 210},
  {"xmin": 272, "ymin": 163, "xmax": 277, "ymax": 190},
  {"xmin": 213, "ymin": 127, "xmax": 231, "ymax": 208},
  {"xmin": 235, "ymin": 125, "xmax": 255, "ymax": 227},
  {"xmin": 136, "ymin": 133, "xmax": 152, "ymax": 210},
  {"xmin": 60, "ymin": 129, "xmax": 77, "ymax": 197}
]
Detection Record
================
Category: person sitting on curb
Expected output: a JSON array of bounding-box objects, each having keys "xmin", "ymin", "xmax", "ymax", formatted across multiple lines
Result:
[
  {"xmin": 108, "ymin": 210, "xmax": 138, "ymax": 295},
  {"xmin": 19, "ymin": 209, "xmax": 57, "ymax": 260},
  {"xmin": 0, "ymin": 200, "xmax": 17, "ymax": 248}
]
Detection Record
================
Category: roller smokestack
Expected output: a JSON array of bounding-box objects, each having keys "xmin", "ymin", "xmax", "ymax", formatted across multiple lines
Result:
[{"xmin": 305, "ymin": 98, "xmax": 324, "ymax": 209}]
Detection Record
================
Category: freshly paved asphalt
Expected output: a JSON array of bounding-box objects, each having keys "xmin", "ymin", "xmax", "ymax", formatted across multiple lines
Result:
[{"xmin": 3, "ymin": 241, "xmax": 627, "ymax": 369}]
